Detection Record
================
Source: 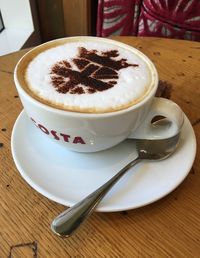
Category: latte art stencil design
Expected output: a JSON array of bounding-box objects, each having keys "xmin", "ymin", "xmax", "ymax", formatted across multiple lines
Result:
[
  {"xmin": 25, "ymin": 40, "xmax": 154, "ymax": 112},
  {"xmin": 50, "ymin": 47, "xmax": 139, "ymax": 94}
]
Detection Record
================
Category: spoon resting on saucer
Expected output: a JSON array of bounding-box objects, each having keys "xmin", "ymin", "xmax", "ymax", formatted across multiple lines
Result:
[{"xmin": 51, "ymin": 128, "xmax": 181, "ymax": 238}]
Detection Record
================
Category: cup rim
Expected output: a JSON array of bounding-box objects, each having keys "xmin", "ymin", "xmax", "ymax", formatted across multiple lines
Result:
[{"xmin": 14, "ymin": 36, "xmax": 159, "ymax": 118}]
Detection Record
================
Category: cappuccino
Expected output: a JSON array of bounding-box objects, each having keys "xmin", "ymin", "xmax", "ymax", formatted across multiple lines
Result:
[
  {"xmin": 14, "ymin": 37, "xmax": 184, "ymax": 152},
  {"xmin": 23, "ymin": 38, "xmax": 156, "ymax": 113}
]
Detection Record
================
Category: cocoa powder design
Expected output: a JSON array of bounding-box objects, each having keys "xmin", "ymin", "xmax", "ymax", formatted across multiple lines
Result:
[{"xmin": 50, "ymin": 47, "xmax": 138, "ymax": 94}]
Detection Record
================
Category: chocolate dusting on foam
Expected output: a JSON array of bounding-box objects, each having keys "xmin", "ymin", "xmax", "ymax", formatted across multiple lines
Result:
[{"xmin": 50, "ymin": 47, "xmax": 139, "ymax": 94}]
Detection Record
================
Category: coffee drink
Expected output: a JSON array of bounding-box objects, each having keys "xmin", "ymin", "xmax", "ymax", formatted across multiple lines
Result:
[
  {"xmin": 19, "ymin": 37, "xmax": 156, "ymax": 113},
  {"xmin": 14, "ymin": 37, "xmax": 184, "ymax": 152}
]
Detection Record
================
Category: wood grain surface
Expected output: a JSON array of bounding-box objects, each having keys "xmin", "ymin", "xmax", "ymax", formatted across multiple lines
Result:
[
  {"xmin": 0, "ymin": 37, "xmax": 200, "ymax": 258},
  {"xmin": 62, "ymin": 0, "xmax": 92, "ymax": 36}
]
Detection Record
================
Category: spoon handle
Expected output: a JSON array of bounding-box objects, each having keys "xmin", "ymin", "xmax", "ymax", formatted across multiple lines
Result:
[{"xmin": 51, "ymin": 157, "xmax": 140, "ymax": 237}]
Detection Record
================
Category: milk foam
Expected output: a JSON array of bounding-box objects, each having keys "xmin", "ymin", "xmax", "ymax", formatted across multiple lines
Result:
[{"xmin": 26, "ymin": 41, "xmax": 152, "ymax": 112}]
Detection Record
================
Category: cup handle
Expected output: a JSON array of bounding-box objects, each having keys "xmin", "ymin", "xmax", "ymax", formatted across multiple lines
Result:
[{"xmin": 128, "ymin": 97, "xmax": 184, "ymax": 140}]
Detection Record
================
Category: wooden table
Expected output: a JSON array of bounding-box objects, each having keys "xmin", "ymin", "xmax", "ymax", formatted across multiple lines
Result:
[{"xmin": 0, "ymin": 37, "xmax": 199, "ymax": 257}]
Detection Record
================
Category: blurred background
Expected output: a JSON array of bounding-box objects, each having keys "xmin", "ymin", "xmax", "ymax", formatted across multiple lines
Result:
[
  {"xmin": 0, "ymin": 0, "xmax": 199, "ymax": 56},
  {"xmin": 0, "ymin": 0, "xmax": 98, "ymax": 56}
]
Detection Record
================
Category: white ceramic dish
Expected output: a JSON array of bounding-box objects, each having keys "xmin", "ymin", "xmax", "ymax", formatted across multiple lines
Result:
[{"xmin": 11, "ymin": 111, "xmax": 196, "ymax": 212}]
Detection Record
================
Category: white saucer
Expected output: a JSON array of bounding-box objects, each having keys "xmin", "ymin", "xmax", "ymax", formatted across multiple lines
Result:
[{"xmin": 11, "ymin": 111, "xmax": 196, "ymax": 212}]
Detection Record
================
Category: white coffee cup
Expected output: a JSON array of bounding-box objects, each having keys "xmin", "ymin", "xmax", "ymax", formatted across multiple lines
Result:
[{"xmin": 14, "ymin": 37, "xmax": 184, "ymax": 152}]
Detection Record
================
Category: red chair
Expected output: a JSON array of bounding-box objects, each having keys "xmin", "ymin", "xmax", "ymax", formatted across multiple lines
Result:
[{"xmin": 97, "ymin": 0, "xmax": 200, "ymax": 41}]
